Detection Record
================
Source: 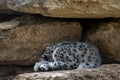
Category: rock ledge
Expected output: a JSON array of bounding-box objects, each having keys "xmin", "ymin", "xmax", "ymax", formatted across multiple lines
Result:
[{"xmin": 14, "ymin": 64, "xmax": 120, "ymax": 80}]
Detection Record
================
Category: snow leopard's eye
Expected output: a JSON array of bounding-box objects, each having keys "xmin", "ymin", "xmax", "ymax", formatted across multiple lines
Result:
[{"xmin": 40, "ymin": 55, "xmax": 48, "ymax": 61}]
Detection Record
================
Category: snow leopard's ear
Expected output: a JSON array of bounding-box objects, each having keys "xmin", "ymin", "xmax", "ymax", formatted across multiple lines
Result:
[
  {"xmin": 45, "ymin": 45, "xmax": 51, "ymax": 49},
  {"xmin": 43, "ymin": 43, "xmax": 51, "ymax": 48}
]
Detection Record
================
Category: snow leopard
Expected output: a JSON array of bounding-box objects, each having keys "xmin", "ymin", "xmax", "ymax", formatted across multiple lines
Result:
[{"xmin": 34, "ymin": 41, "xmax": 101, "ymax": 71}]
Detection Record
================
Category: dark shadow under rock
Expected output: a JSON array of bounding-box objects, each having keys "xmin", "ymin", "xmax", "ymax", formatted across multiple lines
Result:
[{"xmin": 0, "ymin": 65, "xmax": 33, "ymax": 80}]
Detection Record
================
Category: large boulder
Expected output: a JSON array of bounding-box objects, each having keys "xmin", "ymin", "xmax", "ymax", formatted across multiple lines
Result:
[
  {"xmin": 14, "ymin": 64, "xmax": 120, "ymax": 80},
  {"xmin": 0, "ymin": 15, "xmax": 82, "ymax": 65},
  {"xmin": 84, "ymin": 19, "xmax": 120, "ymax": 63},
  {"xmin": 0, "ymin": 0, "xmax": 120, "ymax": 18}
]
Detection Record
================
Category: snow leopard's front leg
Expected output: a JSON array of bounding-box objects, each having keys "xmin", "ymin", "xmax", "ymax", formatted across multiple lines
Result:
[{"xmin": 34, "ymin": 61, "xmax": 69, "ymax": 71}]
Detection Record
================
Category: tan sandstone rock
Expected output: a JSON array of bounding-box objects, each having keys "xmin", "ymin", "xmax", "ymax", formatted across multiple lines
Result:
[
  {"xmin": 84, "ymin": 19, "xmax": 120, "ymax": 63},
  {"xmin": 0, "ymin": 19, "xmax": 20, "ymax": 30},
  {"xmin": 14, "ymin": 64, "xmax": 120, "ymax": 80},
  {"xmin": 0, "ymin": 0, "xmax": 120, "ymax": 18},
  {"xmin": 0, "ymin": 15, "xmax": 82, "ymax": 65}
]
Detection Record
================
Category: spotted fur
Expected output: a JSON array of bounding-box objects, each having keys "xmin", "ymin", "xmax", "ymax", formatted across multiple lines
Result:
[{"xmin": 34, "ymin": 41, "xmax": 101, "ymax": 71}]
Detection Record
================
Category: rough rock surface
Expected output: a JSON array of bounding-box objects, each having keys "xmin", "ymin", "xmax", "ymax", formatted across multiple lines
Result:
[
  {"xmin": 0, "ymin": 19, "xmax": 20, "ymax": 30},
  {"xmin": 84, "ymin": 19, "xmax": 120, "ymax": 63},
  {"xmin": 14, "ymin": 64, "xmax": 120, "ymax": 80},
  {"xmin": 0, "ymin": 0, "xmax": 120, "ymax": 18},
  {"xmin": 0, "ymin": 15, "xmax": 82, "ymax": 65}
]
